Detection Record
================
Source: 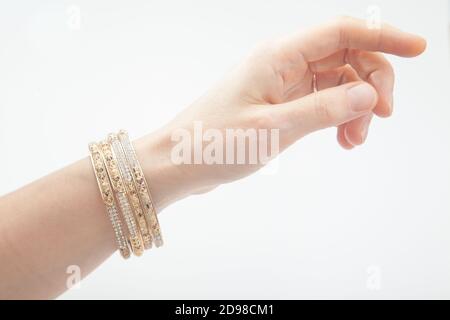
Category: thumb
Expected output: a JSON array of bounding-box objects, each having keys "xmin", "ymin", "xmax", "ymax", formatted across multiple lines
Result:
[{"xmin": 277, "ymin": 81, "xmax": 378, "ymax": 138}]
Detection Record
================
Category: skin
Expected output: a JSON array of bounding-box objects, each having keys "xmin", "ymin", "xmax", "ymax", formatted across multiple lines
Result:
[{"xmin": 0, "ymin": 17, "xmax": 426, "ymax": 299}]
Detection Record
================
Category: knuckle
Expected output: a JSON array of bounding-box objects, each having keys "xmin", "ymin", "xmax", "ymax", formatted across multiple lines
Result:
[
  {"xmin": 247, "ymin": 109, "xmax": 278, "ymax": 130},
  {"xmin": 374, "ymin": 53, "xmax": 395, "ymax": 82},
  {"xmin": 313, "ymin": 94, "xmax": 333, "ymax": 125},
  {"xmin": 332, "ymin": 15, "xmax": 354, "ymax": 28},
  {"xmin": 330, "ymin": 15, "xmax": 357, "ymax": 48},
  {"xmin": 386, "ymin": 62, "xmax": 395, "ymax": 78}
]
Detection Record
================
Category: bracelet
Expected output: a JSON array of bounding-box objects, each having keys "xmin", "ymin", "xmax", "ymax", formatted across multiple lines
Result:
[
  {"xmin": 108, "ymin": 134, "xmax": 153, "ymax": 250},
  {"xmin": 100, "ymin": 140, "xmax": 144, "ymax": 256},
  {"xmin": 88, "ymin": 130, "xmax": 163, "ymax": 259},
  {"xmin": 88, "ymin": 143, "xmax": 131, "ymax": 259},
  {"xmin": 118, "ymin": 130, "xmax": 163, "ymax": 247}
]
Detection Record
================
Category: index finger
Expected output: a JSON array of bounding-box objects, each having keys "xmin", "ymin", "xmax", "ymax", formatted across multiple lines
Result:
[{"xmin": 282, "ymin": 16, "xmax": 426, "ymax": 62}]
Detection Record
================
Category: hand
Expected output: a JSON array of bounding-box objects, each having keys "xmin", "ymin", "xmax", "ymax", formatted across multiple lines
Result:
[{"xmin": 137, "ymin": 16, "xmax": 426, "ymax": 210}]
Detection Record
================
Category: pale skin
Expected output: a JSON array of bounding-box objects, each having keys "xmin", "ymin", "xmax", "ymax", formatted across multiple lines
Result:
[{"xmin": 0, "ymin": 17, "xmax": 426, "ymax": 299}]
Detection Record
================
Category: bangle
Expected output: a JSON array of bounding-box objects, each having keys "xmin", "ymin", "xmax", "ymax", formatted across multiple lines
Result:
[
  {"xmin": 108, "ymin": 134, "xmax": 153, "ymax": 250},
  {"xmin": 100, "ymin": 140, "xmax": 145, "ymax": 256},
  {"xmin": 88, "ymin": 130, "xmax": 164, "ymax": 259},
  {"xmin": 118, "ymin": 130, "xmax": 164, "ymax": 247},
  {"xmin": 88, "ymin": 143, "xmax": 131, "ymax": 259}
]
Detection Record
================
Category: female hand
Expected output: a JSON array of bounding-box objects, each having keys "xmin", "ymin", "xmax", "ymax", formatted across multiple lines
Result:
[
  {"xmin": 137, "ymin": 16, "xmax": 426, "ymax": 210},
  {"xmin": 0, "ymin": 16, "xmax": 427, "ymax": 299}
]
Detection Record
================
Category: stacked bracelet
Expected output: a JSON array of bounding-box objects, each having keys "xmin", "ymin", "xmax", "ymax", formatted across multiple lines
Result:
[
  {"xmin": 118, "ymin": 130, "xmax": 164, "ymax": 247},
  {"xmin": 88, "ymin": 143, "xmax": 131, "ymax": 259},
  {"xmin": 88, "ymin": 131, "xmax": 163, "ymax": 259},
  {"xmin": 100, "ymin": 139, "xmax": 144, "ymax": 256}
]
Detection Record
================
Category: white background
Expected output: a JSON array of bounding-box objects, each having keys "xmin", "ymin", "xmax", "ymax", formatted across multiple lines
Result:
[{"xmin": 0, "ymin": 0, "xmax": 449, "ymax": 299}]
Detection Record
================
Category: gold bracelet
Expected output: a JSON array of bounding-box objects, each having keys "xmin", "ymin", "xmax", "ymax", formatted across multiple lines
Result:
[
  {"xmin": 88, "ymin": 130, "xmax": 164, "ymax": 259},
  {"xmin": 88, "ymin": 143, "xmax": 131, "ymax": 259},
  {"xmin": 108, "ymin": 134, "xmax": 153, "ymax": 250},
  {"xmin": 118, "ymin": 130, "xmax": 163, "ymax": 247},
  {"xmin": 100, "ymin": 140, "xmax": 144, "ymax": 256}
]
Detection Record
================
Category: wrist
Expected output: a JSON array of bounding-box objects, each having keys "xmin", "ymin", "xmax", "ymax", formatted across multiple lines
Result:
[{"xmin": 133, "ymin": 128, "xmax": 193, "ymax": 212}]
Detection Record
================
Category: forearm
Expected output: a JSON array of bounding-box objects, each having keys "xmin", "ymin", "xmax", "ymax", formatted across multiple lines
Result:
[
  {"xmin": 0, "ymin": 131, "xmax": 183, "ymax": 299},
  {"xmin": 0, "ymin": 156, "xmax": 113, "ymax": 299}
]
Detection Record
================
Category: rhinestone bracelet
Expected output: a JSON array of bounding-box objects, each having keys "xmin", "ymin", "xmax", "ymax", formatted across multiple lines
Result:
[
  {"xmin": 88, "ymin": 143, "xmax": 130, "ymax": 259},
  {"xmin": 118, "ymin": 130, "xmax": 163, "ymax": 247},
  {"xmin": 88, "ymin": 131, "xmax": 163, "ymax": 259},
  {"xmin": 108, "ymin": 134, "xmax": 153, "ymax": 251},
  {"xmin": 100, "ymin": 140, "xmax": 144, "ymax": 257}
]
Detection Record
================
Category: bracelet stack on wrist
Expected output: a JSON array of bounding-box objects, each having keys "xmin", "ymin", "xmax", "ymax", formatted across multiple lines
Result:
[{"xmin": 88, "ymin": 130, "xmax": 163, "ymax": 259}]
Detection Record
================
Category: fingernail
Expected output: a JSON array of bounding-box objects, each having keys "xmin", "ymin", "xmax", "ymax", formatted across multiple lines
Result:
[{"xmin": 347, "ymin": 83, "xmax": 377, "ymax": 112}]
